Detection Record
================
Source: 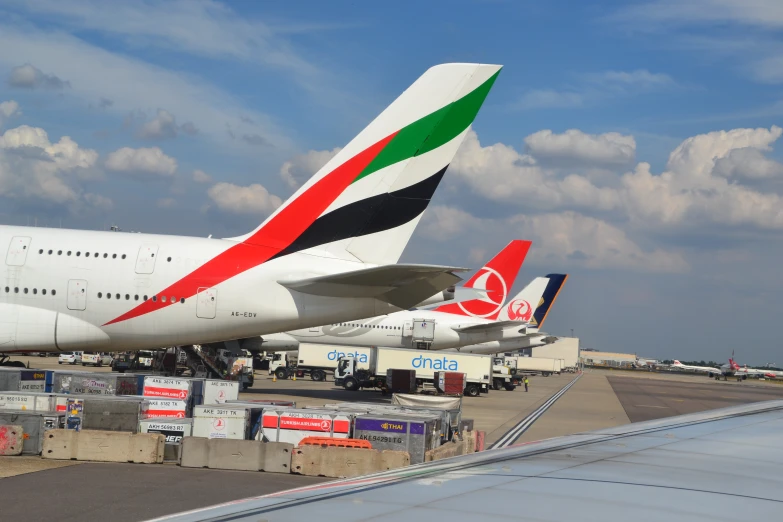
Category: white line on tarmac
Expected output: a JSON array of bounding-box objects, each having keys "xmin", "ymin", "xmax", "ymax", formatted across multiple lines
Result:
[{"xmin": 489, "ymin": 374, "xmax": 582, "ymax": 450}]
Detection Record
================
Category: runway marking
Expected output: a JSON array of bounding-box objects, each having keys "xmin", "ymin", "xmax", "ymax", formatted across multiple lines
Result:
[
  {"xmin": 489, "ymin": 374, "xmax": 582, "ymax": 449},
  {"xmin": 635, "ymin": 405, "xmax": 667, "ymax": 408},
  {"xmin": 670, "ymin": 399, "xmax": 685, "ymax": 402}
]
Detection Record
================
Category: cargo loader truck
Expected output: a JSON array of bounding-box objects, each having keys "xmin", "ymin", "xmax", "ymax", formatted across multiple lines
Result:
[{"xmin": 335, "ymin": 346, "xmax": 515, "ymax": 396}]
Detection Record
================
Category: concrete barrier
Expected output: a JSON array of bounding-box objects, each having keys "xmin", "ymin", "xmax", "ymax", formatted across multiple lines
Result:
[
  {"xmin": 425, "ymin": 440, "xmax": 461, "ymax": 462},
  {"xmin": 291, "ymin": 446, "xmax": 409, "ymax": 478},
  {"xmin": 42, "ymin": 429, "xmax": 165, "ymax": 463},
  {"xmin": 179, "ymin": 437, "xmax": 293, "ymax": 473},
  {"xmin": 0, "ymin": 425, "xmax": 23, "ymax": 456},
  {"xmin": 463, "ymin": 430, "xmax": 477, "ymax": 454},
  {"xmin": 424, "ymin": 433, "xmax": 477, "ymax": 462},
  {"xmin": 475, "ymin": 430, "xmax": 485, "ymax": 452}
]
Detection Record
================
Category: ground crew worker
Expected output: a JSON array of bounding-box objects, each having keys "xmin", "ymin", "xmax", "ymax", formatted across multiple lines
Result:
[{"xmin": 524, "ymin": 376, "xmax": 529, "ymax": 392}]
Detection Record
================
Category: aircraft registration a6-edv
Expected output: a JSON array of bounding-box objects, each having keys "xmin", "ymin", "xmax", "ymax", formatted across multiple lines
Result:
[{"xmin": 0, "ymin": 63, "xmax": 502, "ymax": 359}]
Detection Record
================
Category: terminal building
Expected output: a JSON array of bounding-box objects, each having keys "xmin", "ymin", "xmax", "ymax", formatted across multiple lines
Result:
[
  {"xmin": 580, "ymin": 350, "xmax": 638, "ymax": 368},
  {"xmin": 521, "ymin": 338, "xmax": 580, "ymax": 369}
]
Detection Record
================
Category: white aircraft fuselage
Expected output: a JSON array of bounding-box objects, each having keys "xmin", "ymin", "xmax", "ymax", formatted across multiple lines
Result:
[
  {"xmin": 0, "ymin": 225, "xmax": 400, "ymax": 353},
  {"xmin": 271, "ymin": 309, "xmax": 528, "ymax": 351}
]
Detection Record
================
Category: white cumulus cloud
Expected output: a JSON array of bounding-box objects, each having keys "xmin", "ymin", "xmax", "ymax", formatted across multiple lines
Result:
[
  {"xmin": 420, "ymin": 205, "xmax": 688, "ymax": 273},
  {"xmin": 105, "ymin": 146, "xmax": 177, "ymax": 177},
  {"xmin": 453, "ymin": 126, "xmax": 783, "ymax": 231},
  {"xmin": 207, "ymin": 182, "xmax": 282, "ymax": 215},
  {"xmin": 0, "ymin": 124, "xmax": 102, "ymax": 208},
  {"xmin": 138, "ymin": 109, "xmax": 178, "ymax": 140},
  {"xmin": 280, "ymin": 147, "xmax": 341, "ymax": 189},
  {"xmin": 524, "ymin": 129, "xmax": 636, "ymax": 166},
  {"xmin": 0, "ymin": 100, "xmax": 21, "ymax": 128},
  {"xmin": 192, "ymin": 169, "xmax": 212, "ymax": 183},
  {"xmin": 8, "ymin": 63, "xmax": 70, "ymax": 89}
]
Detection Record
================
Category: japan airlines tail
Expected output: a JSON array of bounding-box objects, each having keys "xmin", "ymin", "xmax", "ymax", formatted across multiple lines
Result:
[
  {"xmin": 450, "ymin": 273, "xmax": 568, "ymax": 355},
  {"xmin": 0, "ymin": 63, "xmax": 502, "ymax": 355}
]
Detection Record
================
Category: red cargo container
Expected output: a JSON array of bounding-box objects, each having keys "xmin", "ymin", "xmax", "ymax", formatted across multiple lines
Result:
[{"xmin": 435, "ymin": 371, "xmax": 466, "ymax": 395}]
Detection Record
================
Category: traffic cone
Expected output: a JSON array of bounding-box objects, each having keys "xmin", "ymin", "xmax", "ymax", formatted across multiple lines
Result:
[
  {"xmin": 273, "ymin": 374, "xmax": 277, "ymax": 382},
  {"xmin": 292, "ymin": 374, "xmax": 297, "ymax": 381}
]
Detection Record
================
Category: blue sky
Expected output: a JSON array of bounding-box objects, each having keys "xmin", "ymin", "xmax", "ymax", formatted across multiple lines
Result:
[{"xmin": 1, "ymin": 0, "xmax": 783, "ymax": 365}]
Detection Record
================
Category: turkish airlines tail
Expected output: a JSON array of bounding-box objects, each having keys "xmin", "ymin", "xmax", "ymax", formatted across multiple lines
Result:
[
  {"xmin": 231, "ymin": 63, "xmax": 502, "ymax": 266},
  {"xmin": 529, "ymin": 273, "xmax": 568, "ymax": 329},
  {"xmin": 431, "ymin": 239, "xmax": 532, "ymax": 320},
  {"xmin": 497, "ymin": 277, "xmax": 550, "ymax": 322}
]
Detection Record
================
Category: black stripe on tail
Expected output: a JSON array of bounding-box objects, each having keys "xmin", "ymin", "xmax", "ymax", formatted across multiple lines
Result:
[{"xmin": 272, "ymin": 166, "xmax": 448, "ymax": 259}]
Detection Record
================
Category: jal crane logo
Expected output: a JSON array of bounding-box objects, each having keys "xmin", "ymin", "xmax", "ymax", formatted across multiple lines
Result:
[
  {"xmin": 458, "ymin": 267, "xmax": 508, "ymax": 318},
  {"xmin": 506, "ymin": 299, "xmax": 533, "ymax": 321}
]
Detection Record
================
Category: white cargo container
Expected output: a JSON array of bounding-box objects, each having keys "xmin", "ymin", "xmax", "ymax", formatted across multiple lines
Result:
[
  {"xmin": 145, "ymin": 398, "xmax": 188, "ymax": 418},
  {"xmin": 335, "ymin": 346, "xmax": 492, "ymax": 397},
  {"xmin": 192, "ymin": 404, "xmax": 264, "ymax": 440},
  {"xmin": 261, "ymin": 408, "xmax": 352, "ymax": 445},
  {"xmin": 139, "ymin": 417, "xmax": 193, "ymax": 444},
  {"xmin": 512, "ymin": 356, "xmax": 562, "ymax": 376},
  {"xmin": 142, "ymin": 376, "xmax": 192, "ymax": 400},
  {"xmin": 0, "ymin": 391, "xmax": 58, "ymax": 412},
  {"xmin": 203, "ymin": 380, "xmax": 239, "ymax": 405}
]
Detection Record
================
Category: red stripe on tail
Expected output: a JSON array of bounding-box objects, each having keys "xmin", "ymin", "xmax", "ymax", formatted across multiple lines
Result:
[{"xmin": 104, "ymin": 132, "xmax": 398, "ymax": 326}]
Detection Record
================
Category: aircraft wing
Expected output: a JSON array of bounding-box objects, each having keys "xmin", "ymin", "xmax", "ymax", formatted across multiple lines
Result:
[
  {"xmin": 450, "ymin": 320, "xmax": 527, "ymax": 334},
  {"xmin": 278, "ymin": 264, "xmax": 468, "ymax": 310},
  {"xmin": 152, "ymin": 400, "xmax": 783, "ymax": 522}
]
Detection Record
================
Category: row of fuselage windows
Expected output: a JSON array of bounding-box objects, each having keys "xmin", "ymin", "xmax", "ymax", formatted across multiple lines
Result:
[
  {"xmin": 333, "ymin": 323, "xmax": 401, "ymax": 331},
  {"xmin": 38, "ymin": 249, "xmax": 128, "ymax": 260},
  {"xmin": 96, "ymin": 292, "xmax": 186, "ymax": 304},
  {"xmin": 2, "ymin": 285, "xmax": 184, "ymax": 304},
  {"xmin": 4, "ymin": 287, "xmax": 57, "ymax": 296}
]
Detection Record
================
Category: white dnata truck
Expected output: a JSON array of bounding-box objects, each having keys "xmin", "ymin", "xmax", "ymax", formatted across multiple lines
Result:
[
  {"xmin": 268, "ymin": 344, "xmax": 373, "ymax": 381},
  {"xmin": 334, "ymin": 346, "xmax": 515, "ymax": 396}
]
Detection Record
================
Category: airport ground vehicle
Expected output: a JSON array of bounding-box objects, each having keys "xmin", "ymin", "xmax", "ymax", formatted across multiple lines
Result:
[
  {"xmin": 110, "ymin": 350, "xmax": 154, "ymax": 373},
  {"xmin": 496, "ymin": 355, "xmax": 563, "ymax": 376},
  {"xmin": 334, "ymin": 346, "xmax": 500, "ymax": 396},
  {"xmin": 268, "ymin": 345, "xmax": 373, "ymax": 381},
  {"xmin": 58, "ymin": 352, "xmax": 82, "ymax": 365},
  {"xmin": 81, "ymin": 353, "xmax": 113, "ymax": 367}
]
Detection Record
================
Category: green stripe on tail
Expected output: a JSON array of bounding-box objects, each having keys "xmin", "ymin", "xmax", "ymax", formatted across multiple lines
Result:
[{"xmin": 352, "ymin": 69, "xmax": 501, "ymax": 184}]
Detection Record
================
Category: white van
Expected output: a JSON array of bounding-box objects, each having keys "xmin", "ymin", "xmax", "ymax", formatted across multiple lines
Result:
[{"xmin": 58, "ymin": 352, "xmax": 83, "ymax": 365}]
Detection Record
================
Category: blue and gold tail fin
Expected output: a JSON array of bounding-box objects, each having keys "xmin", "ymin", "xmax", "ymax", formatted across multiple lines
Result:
[{"xmin": 530, "ymin": 274, "xmax": 568, "ymax": 329}]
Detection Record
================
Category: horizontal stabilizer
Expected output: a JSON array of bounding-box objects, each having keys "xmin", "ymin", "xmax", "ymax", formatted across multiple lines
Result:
[
  {"xmin": 278, "ymin": 264, "xmax": 468, "ymax": 309},
  {"xmin": 451, "ymin": 320, "xmax": 527, "ymax": 334}
]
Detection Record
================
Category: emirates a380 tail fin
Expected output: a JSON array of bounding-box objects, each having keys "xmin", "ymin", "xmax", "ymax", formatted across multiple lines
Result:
[{"xmin": 234, "ymin": 63, "xmax": 503, "ymax": 266}]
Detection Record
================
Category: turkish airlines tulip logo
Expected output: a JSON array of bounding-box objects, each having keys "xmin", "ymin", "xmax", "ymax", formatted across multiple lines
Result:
[
  {"xmin": 458, "ymin": 267, "xmax": 508, "ymax": 318},
  {"xmin": 506, "ymin": 299, "xmax": 533, "ymax": 321}
]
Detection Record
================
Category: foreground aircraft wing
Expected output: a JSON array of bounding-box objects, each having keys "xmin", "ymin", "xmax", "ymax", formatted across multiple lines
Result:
[
  {"xmin": 152, "ymin": 400, "xmax": 783, "ymax": 522},
  {"xmin": 278, "ymin": 264, "xmax": 468, "ymax": 310},
  {"xmin": 451, "ymin": 320, "xmax": 527, "ymax": 334}
]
